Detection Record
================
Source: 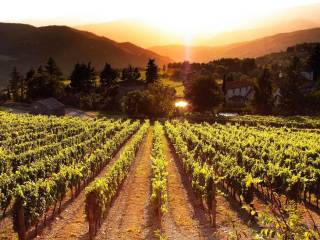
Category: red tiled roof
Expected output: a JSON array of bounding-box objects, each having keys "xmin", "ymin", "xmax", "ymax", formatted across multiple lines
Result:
[{"xmin": 225, "ymin": 81, "xmax": 253, "ymax": 90}]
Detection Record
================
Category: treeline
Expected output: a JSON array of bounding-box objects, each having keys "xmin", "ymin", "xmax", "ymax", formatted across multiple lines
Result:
[
  {"xmin": 2, "ymin": 42, "xmax": 320, "ymax": 116},
  {"xmin": 1, "ymin": 58, "xmax": 177, "ymax": 117},
  {"xmin": 168, "ymin": 43, "xmax": 320, "ymax": 115}
]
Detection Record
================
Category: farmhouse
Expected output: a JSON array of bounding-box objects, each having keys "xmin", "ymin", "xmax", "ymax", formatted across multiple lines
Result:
[
  {"xmin": 274, "ymin": 71, "xmax": 316, "ymax": 106},
  {"xmin": 31, "ymin": 98, "xmax": 65, "ymax": 116},
  {"xmin": 224, "ymin": 81, "xmax": 254, "ymax": 107}
]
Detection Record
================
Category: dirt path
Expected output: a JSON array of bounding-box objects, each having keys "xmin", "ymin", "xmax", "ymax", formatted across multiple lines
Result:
[
  {"xmin": 95, "ymin": 128, "xmax": 158, "ymax": 240},
  {"xmin": 162, "ymin": 136, "xmax": 215, "ymax": 240},
  {"xmin": 35, "ymin": 132, "xmax": 140, "ymax": 240}
]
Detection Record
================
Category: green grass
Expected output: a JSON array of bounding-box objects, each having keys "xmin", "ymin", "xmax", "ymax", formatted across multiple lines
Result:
[
  {"xmin": 0, "ymin": 106, "xmax": 11, "ymax": 112},
  {"xmin": 162, "ymin": 78, "xmax": 185, "ymax": 97}
]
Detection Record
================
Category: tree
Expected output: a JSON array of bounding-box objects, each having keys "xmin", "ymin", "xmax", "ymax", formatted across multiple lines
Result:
[
  {"xmin": 70, "ymin": 63, "xmax": 81, "ymax": 91},
  {"xmin": 25, "ymin": 68, "xmax": 35, "ymax": 100},
  {"xmin": 279, "ymin": 56, "xmax": 304, "ymax": 114},
  {"xmin": 9, "ymin": 67, "xmax": 22, "ymax": 101},
  {"xmin": 133, "ymin": 67, "xmax": 141, "ymax": 81},
  {"xmin": 187, "ymin": 76, "xmax": 222, "ymax": 111},
  {"xmin": 121, "ymin": 90, "xmax": 150, "ymax": 117},
  {"xmin": 70, "ymin": 62, "xmax": 97, "ymax": 92},
  {"xmin": 308, "ymin": 44, "xmax": 320, "ymax": 82},
  {"xmin": 100, "ymin": 63, "xmax": 117, "ymax": 88},
  {"xmin": 222, "ymin": 75, "xmax": 227, "ymax": 96},
  {"xmin": 253, "ymin": 68, "xmax": 273, "ymax": 114},
  {"xmin": 122, "ymin": 65, "xmax": 141, "ymax": 82},
  {"xmin": 45, "ymin": 57, "xmax": 62, "ymax": 77},
  {"xmin": 44, "ymin": 57, "xmax": 64, "ymax": 97},
  {"xmin": 147, "ymin": 83, "xmax": 175, "ymax": 117},
  {"xmin": 121, "ymin": 83, "xmax": 175, "ymax": 117},
  {"xmin": 146, "ymin": 59, "xmax": 159, "ymax": 84},
  {"xmin": 26, "ymin": 67, "xmax": 51, "ymax": 99},
  {"xmin": 24, "ymin": 63, "xmax": 64, "ymax": 100}
]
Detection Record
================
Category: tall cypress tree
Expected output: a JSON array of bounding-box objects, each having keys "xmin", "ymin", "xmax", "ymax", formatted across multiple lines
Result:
[
  {"xmin": 70, "ymin": 62, "xmax": 96, "ymax": 92},
  {"xmin": 146, "ymin": 59, "xmax": 159, "ymax": 84},
  {"xmin": 253, "ymin": 68, "xmax": 273, "ymax": 114},
  {"xmin": 9, "ymin": 67, "xmax": 21, "ymax": 101},
  {"xmin": 308, "ymin": 44, "xmax": 320, "ymax": 82},
  {"xmin": 45, "ymin": 57, "xmax": 62, "ymax": 77},
  {"xmin": 280, "ymin": 56, "xmax": 304, "ymax": 114},
  {"xmin": 100, "ymin": 63, "xmax": 117, "ymax": 88}
]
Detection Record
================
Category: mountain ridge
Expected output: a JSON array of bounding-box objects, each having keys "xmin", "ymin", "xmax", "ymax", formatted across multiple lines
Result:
[
  {"xmin": 149, "ymin": 27, "xmax": 320, "ymax": 62},
  {"xmin": 0, "ymin": 22, "xmax": 172, "ymax": 87}
]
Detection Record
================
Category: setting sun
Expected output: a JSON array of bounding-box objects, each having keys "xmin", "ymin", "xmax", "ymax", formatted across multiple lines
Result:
[
  {"xmin": 1, "ymin": 0, "xmax": 320, "ymax": 239},
  {"xmin": 1, "ymin": 0, "xmax": 320, "ymax": 45},
  {"xmin": 175, "ymin": 100, "xmax": 189, "ymax": 108}
]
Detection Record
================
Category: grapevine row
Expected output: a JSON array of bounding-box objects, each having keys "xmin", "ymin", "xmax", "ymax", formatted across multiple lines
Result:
[
  {"xmin": 12, "ymin": 120, "xmax": 141, "ymax": 240},
  {"xmin": 150, "ymin": 122, "xmax": 168, "ymax": 217},
  {"xmin": 85, "ymin": 121, "xmax": 149, "ymax": 239}
]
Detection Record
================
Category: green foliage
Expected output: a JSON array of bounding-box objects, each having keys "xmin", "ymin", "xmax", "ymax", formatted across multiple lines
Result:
[
  {"xmin": 70, "ymin": 62, "xmax": 97, "ymax": 92},
  {"xmin": 165, "ymin": 121, "xmax": 219, "ymax": 214},
  {"xmin": 279, "ymin": 56, "xmax": 305, "ymax": 114},
  {"xmin": 154, "ymin": 229, "xmax": 168, "ymax": 240},
  {"xmin": 9, "ymin": 67, "xmax": 22, "ymax": 101},
  {"xmin": 122, "ymin": 65, "xmax": 141, "ymax": 82},
  {"xmin": 100, "ymin": 63, "xmax": 118, "ymax": 88},
  {"xmin": 79, "ymin": 92, "xmax": 103, "ymax": 110},
  {"xmin": 220, "ymin": 114, "xmax": 320, "ymax": 129},
  {"xmin": 121, "ymin": 83, "xmax": 175, "ymax": 117},
  {"xmin": 186, "ymin": 76, "xmax": 222, "ymax": 111},
  {"xmin": 0, "ymin": 112, "xmax": 144, "ymax": 235},
  {"xmin": 85, "ymin": 121, "xmax": 149, "ymax": 237},
  {"xmin": 146, "ymin": 59, "xmax": 159, "ymax": 84},
  {"xmin": 151, "ymin": 122, "xmax": 168, "ymax": 215},
  {"xmin": 121, "ymin": 90, "xmax": 150, "ymax": 117},
  {"xmin": 25, "ymin": 58, "xmax": 65, "ymax": 100},
  {"xmin": 256, "ymin": 201, "xmax": 319, "ymax": 240},
  {"xmin": 253, "ymin": 68, "xmax": 273, "ymax": 114},
  {"xmin": 308, "ymin": 43, "xmax": 320, "ymax": 82}
]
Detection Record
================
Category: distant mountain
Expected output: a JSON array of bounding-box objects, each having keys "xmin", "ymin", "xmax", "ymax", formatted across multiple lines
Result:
[
  {"xmin": 200, "ymin": 19, "xmax": 319, "ymax": 47},
  {"xmin": 77, "ymin": 20, "xmax": 184, "ymax": 48},
  {"xmin": 0, "ymin": 23, "xmax": 171, "ymax": 87},
  {"xmin": 75, "ymin": 4, "xmax": 320, "ymax": 48},
  {"xmin": 149, "ymin": 28, "xmax": 320, "ymax": 62}
]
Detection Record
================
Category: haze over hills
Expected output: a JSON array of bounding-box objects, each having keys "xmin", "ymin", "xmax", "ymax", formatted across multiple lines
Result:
[
  {"xmin": 75, "ymin": 3, "xmax": 320, "ymax": 48},
  {"xmin": 149, "ymin": 28, "xmax": 320, "ymax": 62},
  {"xmin": 77, "ymin": 20, "xmax": 185, "ymax": 49},
  {"xmin": 0, "ymin": 22, "xmax": 171, "ymax": 87},
  {"xmin": 199, "ymin": 19, "xmax": 319, "ymax": 47}
]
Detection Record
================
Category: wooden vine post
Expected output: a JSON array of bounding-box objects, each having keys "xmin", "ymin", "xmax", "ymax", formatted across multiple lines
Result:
[
  {"xmin": 14, "ymin": 196, "xmax": 26, "ymax": 240},
  {"xmin": 206, "ymin": 176, "xmax": 217, "ymax": 228},
  {"xmin": 212, "ymin": 181, "xmax": 217, "ymax": 228},
  {"xmin": 86, "ymin": 193, "xmax": 97, "ymax": 240}
]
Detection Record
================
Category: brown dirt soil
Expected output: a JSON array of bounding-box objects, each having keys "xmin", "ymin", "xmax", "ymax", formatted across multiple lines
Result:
[
  {"xmin": 0, "ymin": 212, "xmax": 18, "ymax": 240},
  {"xmin": 253, "ymin": 186, "xmax": 320, "ymax": 234},
  {"xmin": 162, "ymin": 135, "xmax": 215, "ymax": 240},
  {"xmin": 95, "ymin": 128, "xmax": 159, "ymax": 240},
  {"xmin": 35, "ymin": 130, "xmax": 142, "ymax": 240},
  {"xmin": 213, "ymin": 192, "xmax": 258, "ymax": 239}
]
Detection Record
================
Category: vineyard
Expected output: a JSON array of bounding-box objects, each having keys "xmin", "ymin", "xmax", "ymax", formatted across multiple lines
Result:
[{"xmin": 1, "ymin": 112, "xmax": 320, "ymax": 239}]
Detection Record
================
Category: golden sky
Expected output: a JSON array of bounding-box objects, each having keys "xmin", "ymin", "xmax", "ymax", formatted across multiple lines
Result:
[{"xmin": 1, "ymin": 0, "xmax": 320, "ymax": 39}]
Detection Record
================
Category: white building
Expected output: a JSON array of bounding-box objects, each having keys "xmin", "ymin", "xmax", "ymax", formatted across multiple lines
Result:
[
  {"xmin": 274, "ymin": 71, "xmax": 315, "ymax": 106},
  {"xmin": 225, "ymin": 81, "xmax": 254, "ymax": 106}
]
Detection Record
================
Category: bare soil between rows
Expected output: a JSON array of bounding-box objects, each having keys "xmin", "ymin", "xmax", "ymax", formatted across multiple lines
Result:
[
  {"xmin": 95, "ymin": 128, "xmax": 159, "ymax": 240},
  {"xmin": 34, "ymin": 130, "xmax": 141, "ymax": 240}
]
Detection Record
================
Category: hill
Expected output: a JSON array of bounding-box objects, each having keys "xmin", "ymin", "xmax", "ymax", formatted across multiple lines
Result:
[
  {"xmin": 149, "ymin": 28, "xmax": 320, "ymax": 62},
  {"xmin": 0, "ymin": 23, "xmax": 171, "ymax": 87},
  {"xmin": 77, "ymin": 20, "xmax": 184, "ymax": 48},
  {"xmin": 75, "ymin": 4, "xmax": 320, "ymax": 48}
]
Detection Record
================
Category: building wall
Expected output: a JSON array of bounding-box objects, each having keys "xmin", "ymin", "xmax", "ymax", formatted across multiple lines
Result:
[
  {"xmin": 31, "ymin": 103, "xmax": 65, "ymax": 116},
  {"xmin": 226, "ymin": 86, "xmax": 252, "ymax": 100}
]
